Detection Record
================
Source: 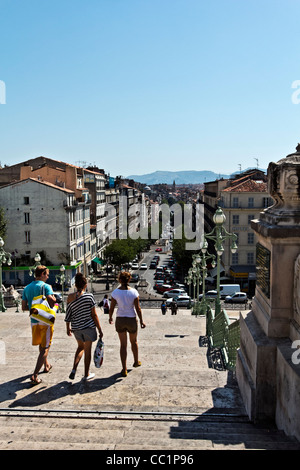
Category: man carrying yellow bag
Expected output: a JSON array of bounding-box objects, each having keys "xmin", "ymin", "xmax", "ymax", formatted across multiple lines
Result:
[{"xmin": 22, "ymin": 265, "xmax": 57, "ymax": 385}]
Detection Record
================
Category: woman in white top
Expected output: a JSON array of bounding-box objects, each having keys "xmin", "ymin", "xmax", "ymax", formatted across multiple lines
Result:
[{"xmin": 109, "ymin": 271, "xmax": 146, "ymax": 377}]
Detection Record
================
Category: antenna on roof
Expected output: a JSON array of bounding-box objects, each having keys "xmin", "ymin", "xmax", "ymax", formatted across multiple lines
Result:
[
  {"xmin": 238, "ymin": 164, "xmax": 242, "ymax": 173},
  {"xmin": 254, "ymin": 158, "xmax": 259, "ymax": 169}
]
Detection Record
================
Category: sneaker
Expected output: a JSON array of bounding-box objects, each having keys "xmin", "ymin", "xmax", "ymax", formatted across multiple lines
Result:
[
  {"xmin": 69, "ymin": 369, "xmax": 76, "ymax": 380},
  {"xmin": 83, "ymin": 373, "xmax": 95, "ymax": 381}
]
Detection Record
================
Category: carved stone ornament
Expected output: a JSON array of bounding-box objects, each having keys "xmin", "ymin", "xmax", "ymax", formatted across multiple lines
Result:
[
  {"xmin": 294, "ymin": 254, "xmax": 300, "ymax": 317},
  {"xmin": 262, "ymin": 144, "xmax": 300, "ymax": 225}
]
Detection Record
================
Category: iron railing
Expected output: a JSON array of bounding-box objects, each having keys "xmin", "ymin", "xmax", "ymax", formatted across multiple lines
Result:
[{"xmin": 206, "ymin": 306, "xmax": 240, "ymax": 371}]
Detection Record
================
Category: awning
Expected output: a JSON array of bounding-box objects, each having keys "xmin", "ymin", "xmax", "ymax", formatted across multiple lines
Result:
[
  {"xmin": 229, "ymin": 265, "xmax": 256, "ymax": 279},
  {"xmin": 209, "ymin": 266, "xmax": 225, "ymax": 278},
  {"xmin": 92, "ymin": 257, "xmax": 104, "ymax": 265}
]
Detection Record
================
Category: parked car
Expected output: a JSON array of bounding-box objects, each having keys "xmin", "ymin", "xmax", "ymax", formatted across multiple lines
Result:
[
  {"xmin": 130, "ymin": 273, "xmax": 139, "ymax": 282},
  {"xmin": 163, "ymin": 288, "xmax": 186, "ymax": 298},
  {"xmin": 156, "ymin": 284, "xmax": 173, "ymax": 294},
  {"xmin": 155, "ymin": 247, "xmax": 162, "ymax": 252},
  {"xmin": 132, "ymin": 263, "xmax": 139, "ymax": 269},
  {"xmin": 154, "ymin": 280, "xmax": 164, "ymax": 290},
  {"xmin": 172, "ymin": 283, "xmax": 186, "ymax": 289},
  {"xmin": 166, "ymin": 295, "xmax": 193, "ymax": 307},
  {"xmin": 199, "ymin": 290, "xmax": 218, "ymax": 300},
  {"xmin": 140, "ymin": 263, "xmax": 147, "ymax": 270},
  {"xmin": 150, "ymin": 261, "xmax": 157, "ymax": 269},
  {"xmin": 224, "ymin": 292, "xmax": 248, "ymax": 303}
]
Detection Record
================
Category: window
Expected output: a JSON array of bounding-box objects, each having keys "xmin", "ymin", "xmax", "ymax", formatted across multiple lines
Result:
[
  {"xmin": 247, "ymin": 252, "xmax": 255, "ymax": 264},
  {"xmin": 232, "ymin": 252, "xmax": 239, "ymax": 265},
  {"xmin": 25, "ymin": 231, "xmax": 31, "ymax": 244},
  {"xmin": 233, "ymin": 197, "xmax": 239, "ymax": 208},
  {"xmin": 248, "ymin": 197, "xmax": 254, "ymax": 208},
  {"xmin": 232, "ymin": 215, "xmax": 239, "ymax": 225},
  {"xmin": 24, "ymin": 213, "xmax": 30, "ymax": 224},
  {"xmin": 24, "ymin": 197, "xmax": 29, "ymax": 205},
  {"xmin": 248, "ymin": 233, "xmax": 254, "ymax": 244},
  {"xmin": 248, "ymin": 214, "xmax": 254, "ymax": 224},
  {"xmin": 263, "ymin": 197, "xmax": 272, "ymax": 208}
]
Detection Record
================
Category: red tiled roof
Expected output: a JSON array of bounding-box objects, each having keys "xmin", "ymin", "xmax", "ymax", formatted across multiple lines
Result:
[{"xmin": 223, "ymin": 179, "xmax": 267, "ymax": 192}]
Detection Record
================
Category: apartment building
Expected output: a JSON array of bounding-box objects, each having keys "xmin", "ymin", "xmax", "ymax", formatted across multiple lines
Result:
[
  {"xmin": 0, "ymin": 177, "xmax": 91, "ymax": 285},
  {"xmin": 0, "ymin": 157, "xmax": 157, "ymax": 281}
]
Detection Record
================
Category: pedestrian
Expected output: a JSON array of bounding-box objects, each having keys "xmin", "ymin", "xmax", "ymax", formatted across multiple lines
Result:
[
  {"xmin": 109, "ymin": 271, "xmax": 146, "ymax": 377},
  {"xmin": 22, "ymin": 265, "xmax": 57, "ymax": 385},
  {"xmin": 161, "ymin": 300, "xmax": 167, "ymax": 315},
  {"xmin": 103, "ymin": 294, "xmax": 110, "ymax": 314},
  {"xmin": 65, "ymin": 272, "xmax": 103, "ymax": 381},
  {"xmin": 170, "ymin": 299, "xmax": 178, "ymax": 315}
]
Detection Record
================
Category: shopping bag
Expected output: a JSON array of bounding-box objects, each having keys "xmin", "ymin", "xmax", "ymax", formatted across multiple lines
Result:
[
  {"xmin": 30, "ymin": 287, "xmax": 58, "ymax": 326},
  {"xmin": 94, "ymin": 338, "xmax": 104, "ymax": 368}
]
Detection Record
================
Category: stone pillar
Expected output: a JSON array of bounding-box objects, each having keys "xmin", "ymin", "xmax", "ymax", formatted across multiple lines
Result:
[{"xmin": 236, "ymin": 145, "xmax": 300, "ymax": 440}]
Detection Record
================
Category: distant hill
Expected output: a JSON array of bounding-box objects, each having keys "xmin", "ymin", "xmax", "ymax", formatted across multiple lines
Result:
[{"xmin": 126, "ymin": 170, "xmax": 229, "ymax": 185}]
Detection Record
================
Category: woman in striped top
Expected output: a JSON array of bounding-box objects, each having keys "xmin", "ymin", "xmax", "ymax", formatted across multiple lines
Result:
[{"xmin": 65, "ymin": 272, "xmax": 103, "ymax": 381}]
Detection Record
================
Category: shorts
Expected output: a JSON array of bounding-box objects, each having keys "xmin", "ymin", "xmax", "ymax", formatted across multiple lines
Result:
[
  {"xmin": 31, "ymin": 324, "xmax": 54, "ymax": 349},
  {"xmin": 73, "ymin": 327, "xmax": 97, "ymax": 343},
  {"xmin": 115, "ymin": 316, "xmax": 137, "ymax": 334}
]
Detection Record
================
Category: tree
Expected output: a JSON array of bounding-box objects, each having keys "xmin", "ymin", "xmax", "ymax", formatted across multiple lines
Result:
[
  {"xmin": 0, "ymin": 207, "xmax": 7, "ymax": 240},
  {"xmin": 172, "ymin": 225, "xmax": 198, "ymax": 279},
  {"xmin": 104, "ymin": 240, "xmax": 136, "ymax": 268}
]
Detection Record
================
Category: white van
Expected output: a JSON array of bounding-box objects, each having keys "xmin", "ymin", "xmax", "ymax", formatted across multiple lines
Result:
[{"xmin": 219, "ymin": 284, "xmax": 240, "ymax": 299}]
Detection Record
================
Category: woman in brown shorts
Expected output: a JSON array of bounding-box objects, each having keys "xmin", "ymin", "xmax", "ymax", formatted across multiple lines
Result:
[{"xmin": 109, "ymin": 271, "xmax": 146, "ymax": 377}]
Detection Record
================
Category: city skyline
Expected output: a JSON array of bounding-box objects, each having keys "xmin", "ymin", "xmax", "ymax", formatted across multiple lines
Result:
[{"xmin": 1, "ymin": 0, "xmax": 300, "ymax": 177}]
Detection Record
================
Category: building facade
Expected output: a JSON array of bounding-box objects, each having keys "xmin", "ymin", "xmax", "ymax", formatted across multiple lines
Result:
[{"xmin": 202, "ymin": 170, "xmax": 273, "ymax": 294}]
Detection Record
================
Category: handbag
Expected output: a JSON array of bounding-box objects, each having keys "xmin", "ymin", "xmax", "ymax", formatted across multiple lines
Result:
[
  {"xmin": 30, "ymin": 285, "xmax": 59, "ymax": 326},
  {"xmin": 94, "ymin": 338, "xmax": 104, "ymax": 368}
]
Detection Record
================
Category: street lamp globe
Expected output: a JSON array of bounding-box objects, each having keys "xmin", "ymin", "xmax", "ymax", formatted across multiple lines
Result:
[
  {"xmin": 213, "ymin": 207, "xmax": 226, "ymax": 225},
  {"xmin": 201, "ymin": 239, "xmax": 208, "ymax": 253},
  {"xmin": 34, "ymin": 253, "xmax": 41, "ymax": 263},
  {"xmin": 60, "ymin": 264, "xmax": 65, "ymax": 273},
  {"xmin": 231, "ymin": 241, "xmax": 238, "ymax": 253},
  {"xmin": 0, "ymin": 238, "xmax": 4, "ymax": 247},
  {"xmin": 217, "ymin": 245, "xmax": 224, "ymax": 256}
]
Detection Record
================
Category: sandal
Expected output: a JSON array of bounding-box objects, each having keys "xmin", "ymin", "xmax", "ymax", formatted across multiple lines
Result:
[
  {"xmin": 133, "ymin": 361, "xmax": 141, "ymax": 367},
  {"xmin": 43, "ymin": 364, "xmax": 52, "ymax": 373},
  {"xmin": 121, "ymin": 369, "xmax": 127, "ymax": 377},
  {"xmin": 30, "ymin": 377, "xmax": 42, "ymax": 385},
  {"xmin": 69, "ymin": 369, "xmax": 76, "ymax": 380}
]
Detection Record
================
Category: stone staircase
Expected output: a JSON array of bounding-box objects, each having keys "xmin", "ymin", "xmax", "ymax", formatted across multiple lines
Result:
[
  {"xmin": 1, "ymin": 410, "xmax": 300, "ymax": 450},
  {"xmin": 1, "ymin": 308, "xmax": 300, "ymax": 451}
]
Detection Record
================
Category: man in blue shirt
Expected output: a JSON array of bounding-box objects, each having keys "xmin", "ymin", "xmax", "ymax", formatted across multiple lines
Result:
[{"xmin": 22, "ymin": 265, "xmax": 56, "ymax": 385}]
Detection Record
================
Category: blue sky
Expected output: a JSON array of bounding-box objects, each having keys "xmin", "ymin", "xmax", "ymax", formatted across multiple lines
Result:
[{"xmin": 1, "ymin": 0, "xmax": 300, "ymax": 178}]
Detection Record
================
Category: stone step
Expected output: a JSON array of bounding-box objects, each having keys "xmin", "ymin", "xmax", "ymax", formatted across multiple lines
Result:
[{"xmin": 1, "ymin": 414, "xmax": 300, "ymax": 450}]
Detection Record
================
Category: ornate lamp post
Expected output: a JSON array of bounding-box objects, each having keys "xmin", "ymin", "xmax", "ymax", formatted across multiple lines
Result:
[
  {"xmin": 185, "ymin": 271, "xmax": 193, "ymax": 309},
  {"xmin": 201, "ymin": 207, "xmax": 238, "ymax": 316},
  {"xmin": 29, "ymin": 253, "xmax": 41, "ymax": 276},
  {"xmin": 0, "ymin": 237, "xmax": 12, "ymax": 312},
  {"xmin": 191, "ymin": 254, "xmax": 202, "ymax": 315},
  {"xmin": 89, "ymin": 267, "xmax": 95, "ymax": 294},
  {"xmin": 198, "ymin": 249, "xmax": 216, "ymax": 315},
  {"xmin": 55, "ymin": 264, "xmax": 67, "ymax": 313}
]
